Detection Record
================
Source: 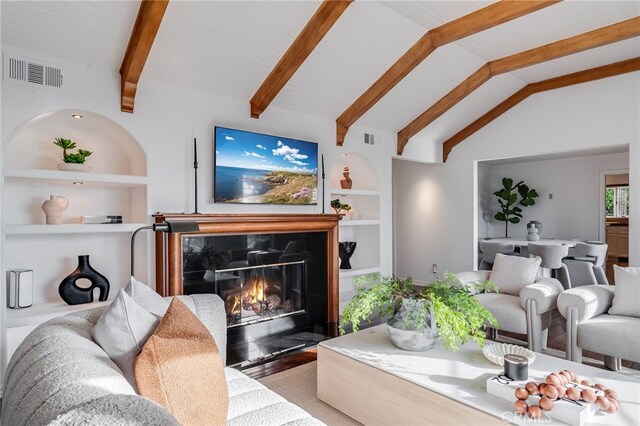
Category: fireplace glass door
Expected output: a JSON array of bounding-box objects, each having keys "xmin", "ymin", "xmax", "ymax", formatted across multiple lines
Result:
[{"xmin": 181, "ymin": 231, "xmax": 328, "ymax": 366}]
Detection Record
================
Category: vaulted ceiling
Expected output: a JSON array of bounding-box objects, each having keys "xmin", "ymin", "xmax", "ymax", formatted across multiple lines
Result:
[{"xmin": 2, "ymin": 1, "xmax": 639, "ymax": 160}]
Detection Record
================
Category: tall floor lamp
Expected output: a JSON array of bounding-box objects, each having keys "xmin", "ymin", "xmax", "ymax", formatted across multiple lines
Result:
[{"xmin": 130, "ymin": 220, "xmax": 200, "ymax": 277}]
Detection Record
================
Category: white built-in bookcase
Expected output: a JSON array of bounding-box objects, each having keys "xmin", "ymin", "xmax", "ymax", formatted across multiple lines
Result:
[
  {"xmin": 328, "ymin": 152, "xmax": 381, "ymax": 314},
  {"xmin": 1, "ymin": 109, "xmax": 148, "ymax": 372}
]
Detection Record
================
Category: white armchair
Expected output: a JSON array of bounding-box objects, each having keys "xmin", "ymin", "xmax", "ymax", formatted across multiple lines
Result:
[
  {"xmin": 456, "ymin": 270, "xmax": 564, "ymax": 352},
  {"xmin": 557, "ymin": 285, "xmax": 640, "ymax": 370}
]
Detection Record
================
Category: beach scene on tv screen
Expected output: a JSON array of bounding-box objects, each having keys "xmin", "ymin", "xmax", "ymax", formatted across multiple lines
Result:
[{"xmin": 214, "ymin": 127, "xmax": 318, "ymax": 204}]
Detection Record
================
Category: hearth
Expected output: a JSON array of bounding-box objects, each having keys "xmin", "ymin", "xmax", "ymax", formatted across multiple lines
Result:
[{"xmin": 154, "ymin": 213, "xmax": 340, "ymax": 367}]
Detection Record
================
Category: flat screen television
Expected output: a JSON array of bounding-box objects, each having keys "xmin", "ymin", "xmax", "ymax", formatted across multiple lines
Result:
[{"xmin": 214, "ymin": 126, "xmax": 318, "ymax": 205}]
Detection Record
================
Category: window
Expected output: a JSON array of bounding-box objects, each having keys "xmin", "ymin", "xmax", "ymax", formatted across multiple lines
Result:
[{"xmin": 606, "ymin": 186, "xmax": 629, "ymax": 217}]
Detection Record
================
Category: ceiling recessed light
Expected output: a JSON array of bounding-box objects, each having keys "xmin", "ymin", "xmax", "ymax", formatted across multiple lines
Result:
[
  {"xmin": 72, "ymin": 114, "xmax": 83, "ymax": 119},
  {"xmin": 72, "ymin": 181, "xmax": 84, "ymax": 185}
]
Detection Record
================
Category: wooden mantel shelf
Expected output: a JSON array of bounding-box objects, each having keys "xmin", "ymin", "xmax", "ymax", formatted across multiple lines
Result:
[{"xmin": 153, "ymin": 213, "xmax": 341, "ymax": 323}]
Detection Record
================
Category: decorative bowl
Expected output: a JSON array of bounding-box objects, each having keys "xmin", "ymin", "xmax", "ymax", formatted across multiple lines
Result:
[{"xmin": 482, "ymin": 342, "xmax": 536, "ymax": 366}]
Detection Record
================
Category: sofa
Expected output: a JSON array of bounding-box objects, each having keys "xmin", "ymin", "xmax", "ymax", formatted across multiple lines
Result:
[{"xmin": 2, "ymin": 294, "xmax": 323, "ymax": 426}]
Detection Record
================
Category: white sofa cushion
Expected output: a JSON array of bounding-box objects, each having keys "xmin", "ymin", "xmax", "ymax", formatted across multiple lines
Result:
[
  {"xmin": 92, "ymin": 289, "xmax": 159, "ymax": 388},
  {"xmin": 608, "ymin": 265, "xmax": 640, "ymax": 318},
  {"xmin": 489, "ymin": 253, "xmax": 541, "ymax": 296},
  {"xmin": 126, "ymin": 276, "xmax": 171, "ymax": 317}
]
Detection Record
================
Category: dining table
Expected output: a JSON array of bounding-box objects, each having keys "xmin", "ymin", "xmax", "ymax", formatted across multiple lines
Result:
[{"xmin": 485, "ymin": 238, "xmax": 579, "ymax": 248}]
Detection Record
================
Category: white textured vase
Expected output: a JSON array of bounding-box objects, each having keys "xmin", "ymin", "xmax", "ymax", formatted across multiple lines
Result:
[
  {"xmin": 41, "ymin": 195, "xmax": 69, "ymax": 224},
  {"xmin": 387, "ymin": 298, "xmax": 438, "ymax": 351},
  {"xmin": 57, "ymin": 163, "xmax": 92, "ymax": 172}
]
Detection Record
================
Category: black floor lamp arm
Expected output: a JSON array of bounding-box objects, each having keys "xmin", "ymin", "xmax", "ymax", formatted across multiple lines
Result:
[{"xmin": 131, "ymin": 225, "xmax": 154, "ymax": 277}]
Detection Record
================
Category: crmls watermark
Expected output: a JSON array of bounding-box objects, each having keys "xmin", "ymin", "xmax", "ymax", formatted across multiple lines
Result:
[{"xmin": 501, "ymin": 411, "xmax": 553, "ymax": 424}]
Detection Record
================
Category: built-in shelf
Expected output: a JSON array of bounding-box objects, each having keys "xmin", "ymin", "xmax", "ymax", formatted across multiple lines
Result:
[
  {"xmin": 339, "ymin": 266, "xmax": 381, "ymax": 278},
  {"xmin": 4, "ymin": 223, "xmax": 147, "ymax": 235},
  {"xmin": 329, "ymin": 189, "xmax": 380, "ymax": 196},
  {"xmin": 339, "ymin": 220, "xmax": 380, "ymax": 227},
  {"xmin": 3, "ymin": 168, "xmax": 148, "ymax": 187},
  {"xmin": 5, "ymin": 299, "xmax": 113, "ymax": 328}
]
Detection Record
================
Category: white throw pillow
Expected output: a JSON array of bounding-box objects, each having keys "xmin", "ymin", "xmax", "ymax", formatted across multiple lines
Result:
[
  {"xmin": 126, "ymin": 276, "xmax": 170, "ymax": 317},
  {"xmin": 608, "ymin": 265, "xmax": 640, "ymax": 318},
  {"xmin": 489, "ymin": 253, "xmax": 541, "ymax": 296},
  {"xmin": 92, "ymin": 289, "xmax": 159, "ymax": 388}
]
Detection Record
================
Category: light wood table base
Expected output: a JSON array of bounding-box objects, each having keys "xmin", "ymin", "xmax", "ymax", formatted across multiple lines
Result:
[{"xmin": 318, "ymin": 346, "xmax": 501, "ymax": 425}]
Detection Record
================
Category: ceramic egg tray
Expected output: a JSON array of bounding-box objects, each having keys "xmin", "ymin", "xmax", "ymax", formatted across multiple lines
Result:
[{"xmin": 487, "ymin": 375, "xmax": 606, "ymax": 426}]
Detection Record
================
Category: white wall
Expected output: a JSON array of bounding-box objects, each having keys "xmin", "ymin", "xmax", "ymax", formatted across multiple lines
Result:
[
  {"xmin": 478, "ymin": 151, "xmax": 629, "ymax": 241},
  {"xmin": 394, "ymin": 73, "xmax": 640, "ymax": 281},
  {"xmin": 1, "ymin": 45, "xmax": 395, "ymax": 302}
]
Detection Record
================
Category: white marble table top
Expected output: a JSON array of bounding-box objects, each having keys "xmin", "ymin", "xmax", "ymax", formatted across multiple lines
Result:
[
  {"xmin": 319, "ymin": 325, "xmax": 640, "ymax": 425},
  {"xmin": 484, "ymin": 238, "xmax": 579, "ymax": 247}
]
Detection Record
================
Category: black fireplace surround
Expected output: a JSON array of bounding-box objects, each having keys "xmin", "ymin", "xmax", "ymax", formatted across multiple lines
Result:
[{"xmin": 182, "ymin": 231, "xmax": 329, "ymax": 367}]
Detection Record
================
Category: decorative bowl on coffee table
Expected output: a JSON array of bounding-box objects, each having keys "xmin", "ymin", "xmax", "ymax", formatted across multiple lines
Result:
[{"xmin": 482, "ymin": 342, "xmax": 535, "ymax": 366}]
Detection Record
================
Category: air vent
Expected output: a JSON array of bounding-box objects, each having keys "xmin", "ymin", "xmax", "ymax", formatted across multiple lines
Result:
[
  {"xmin": 364, "ymin": 133, "xmax": 376, "ymax": 145},
  {"xmin": 3, "ymin": 53, "xmax": 62, "ymax": 88}
]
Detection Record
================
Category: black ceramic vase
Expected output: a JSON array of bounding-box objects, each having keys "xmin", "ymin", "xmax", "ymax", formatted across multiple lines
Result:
[
  {"xmin": 339, "ymin": 241, "xmax": 357, "ymax": 270},
  {"xmin": 59, "ymin": 255, "xmax": 110, "ymax": 305}
]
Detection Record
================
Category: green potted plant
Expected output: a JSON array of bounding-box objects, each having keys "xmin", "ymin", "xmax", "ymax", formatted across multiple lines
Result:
[
  {"xmin": 330, "ymin": 198, "xmax": 352, "ymax": 219},
  {"xmin": 54, "ymin": 137, "xmax": 93, "ymax": 172},
  {"xmin": 340, "ymin": 273, "xmax": 498, "ymax": 352},
  {"xmin": 493, "ymin": 177, "xmax": 539, "ymax": 237}
]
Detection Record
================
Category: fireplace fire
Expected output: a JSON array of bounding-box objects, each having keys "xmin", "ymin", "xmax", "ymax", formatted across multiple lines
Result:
[{"xmin": 224, "ymin": 271, "xmax": 296, "ymax": 326}]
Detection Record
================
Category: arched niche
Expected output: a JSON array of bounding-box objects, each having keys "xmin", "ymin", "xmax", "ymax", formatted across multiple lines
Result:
[
  {"xmin": 3, "ymin": 109, "xmax": 146, "ymax": 176},
  {"xmin": 330, "ymin": 152, "xmax": 379, "ymax": 191}
]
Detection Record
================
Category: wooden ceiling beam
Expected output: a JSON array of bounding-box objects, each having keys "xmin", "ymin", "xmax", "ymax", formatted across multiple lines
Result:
[
  {"xmin": 335, "ymin": 0, "xmax": 559, "ymax": 146},
  {"xmin": 398, "ymin": 16, "xmax": 640, "ymax": 155},
  {"xmin": 442, "ymin": 57, "xmax": 640, "ymax": 162},
  {"xmin": 250, "ymin": 0, "xmax": 353, "ymax": 119},
  {"xmin": 120, "ymin": 0, "xmax": 169, "ymax": 113}
]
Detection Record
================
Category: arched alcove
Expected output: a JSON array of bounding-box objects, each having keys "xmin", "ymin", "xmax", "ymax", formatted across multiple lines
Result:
[
  {"xmin": 330, "ymin": 152, "xmax": 379, "ymax": 191},
  {"xmin": 3, "ymin": 109, "xmax": 146, "ymax": 176}
]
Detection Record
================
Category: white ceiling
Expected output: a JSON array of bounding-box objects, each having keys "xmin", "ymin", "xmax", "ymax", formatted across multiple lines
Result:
[{"xmin": 2, "ymin": 1, "xmax": 639, "ymax": 147}]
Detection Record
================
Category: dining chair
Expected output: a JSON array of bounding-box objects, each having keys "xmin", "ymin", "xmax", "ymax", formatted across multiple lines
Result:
[
  {"xmin": 478, "ymin": 241, "xmax": 516, "ymax": 270},
  {"xmin": 563, "ymin": 242, "xmax": 609, "ymax": 286},
  {"xmin": 528, "ymin": 243, "xmax": 571, "ymax": 289}
]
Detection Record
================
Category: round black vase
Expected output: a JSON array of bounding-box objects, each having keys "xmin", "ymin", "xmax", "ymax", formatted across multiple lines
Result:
[
  {"xmin": 339, "ymin": 241, "xmax": 357, "ymax": 270},
  {"xmin": 59, "ymin": 255, "xmax": 110, "ymax": 305}
]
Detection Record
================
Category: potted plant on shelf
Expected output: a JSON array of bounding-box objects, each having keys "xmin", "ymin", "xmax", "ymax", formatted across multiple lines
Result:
[
  {"xmin": 331, "ymin": 198, "xmax": 352, "ymax": 219},
  {"xmin": 54, "ymin": 138, "xmax": 93, "ymax": 172},
  {"xmin": 340, "ymin": 273, "xmax": 499, "ymax": 352}
]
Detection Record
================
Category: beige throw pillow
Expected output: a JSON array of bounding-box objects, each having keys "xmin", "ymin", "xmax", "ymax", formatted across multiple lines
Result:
[
  {"xmin": 608, "ymin": 265, "xmax": 640, "ymax": 318},
  {"xmin": 489, "ymin": 253, "xmax": 541, "ymax": 296},
  {"xmin": 134, "ymin": 298, "xmax": 228, "ymax": 425}
]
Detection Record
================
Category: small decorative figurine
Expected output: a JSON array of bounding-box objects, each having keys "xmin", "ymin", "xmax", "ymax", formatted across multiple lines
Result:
[
  {"xmin": 526, "ymin": 226, "xmax": 540, "ymax": 241},
  {"xmin": 340, "ymin": 166, "xmax": 353, "ymax": 189}
]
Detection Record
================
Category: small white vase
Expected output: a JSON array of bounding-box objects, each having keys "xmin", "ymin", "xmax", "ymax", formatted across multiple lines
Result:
[
  {"xmin": 57, "ymin": 163, "xmax": 92, "ymax": 172},
  {"xmin": 42, "ymin": 195, "xmax": 69, "ymax": 224}
]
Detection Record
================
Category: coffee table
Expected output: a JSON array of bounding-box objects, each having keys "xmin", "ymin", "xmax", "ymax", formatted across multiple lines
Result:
[{"xmin": 317, "ymin": 325, "xmax": 640, "ymax": 425}]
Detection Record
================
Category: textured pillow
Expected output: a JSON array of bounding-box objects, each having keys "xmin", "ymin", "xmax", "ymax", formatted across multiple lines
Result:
[
  {"xmin": 489, "ymin": 253, "xmax": 541, "ymax": 296},
  {"xmin": 608, "ymin": 265, "xmax": 640, "ymax": 317},
  {"xmin": 134, "ymin": 298, "xmax": 228, "ymax": 425},
  {"xmin": 92, "ymin": 289, "xmax": 159, "ymax": 388},
  {"xmin": 126, "ymin": 276, "xmax": 171, "ymax": 317}
]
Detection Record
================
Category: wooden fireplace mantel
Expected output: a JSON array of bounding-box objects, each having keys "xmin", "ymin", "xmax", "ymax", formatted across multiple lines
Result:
[{"xmin": 153, "ymin": 213, "xmax": 341, "ymax": 324}]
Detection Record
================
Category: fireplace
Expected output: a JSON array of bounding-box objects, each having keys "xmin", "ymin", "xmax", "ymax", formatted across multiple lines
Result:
[{"xmin": 154, "ymin": 214, "xmax": 339, "ymax": 367}]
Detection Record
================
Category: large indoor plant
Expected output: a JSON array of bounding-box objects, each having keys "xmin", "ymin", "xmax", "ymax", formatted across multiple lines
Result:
[
  {"xmin": 340, "ymin": 273, "xmax": 498, "ymax": 352},
  {"xmin": 493, "ymin": 177, "xmax": 539, "ymax": 237}
]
